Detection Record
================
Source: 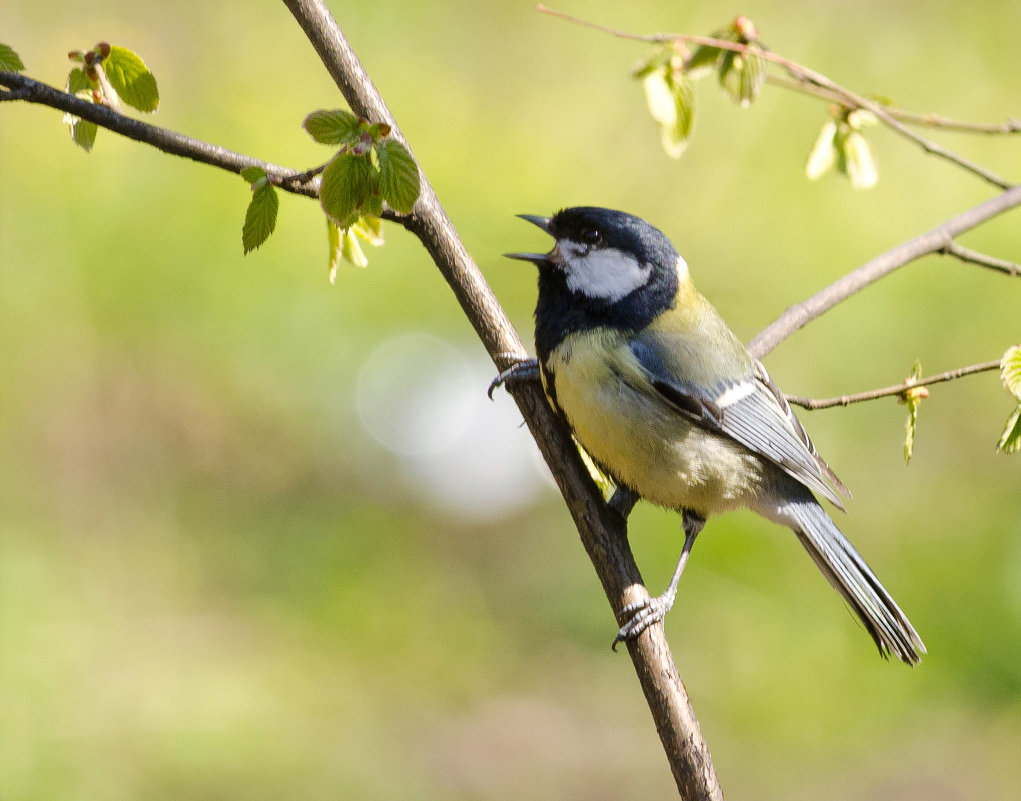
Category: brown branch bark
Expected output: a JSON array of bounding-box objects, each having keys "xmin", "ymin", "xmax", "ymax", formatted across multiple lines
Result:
[
  {"xmin": 280, "ymin": 0, "xmax": 722, "ymax": 797},
  {"xmin": 786, "ymin": 359, "xmax": 1003, "ymax": 410},
  {"xmin": 0, "ymin": 71, "xmax": 320, "ymax": 197},
  {"xmin": 748, "ymin": 184, "xmax": 1021, "ymax": 358}
]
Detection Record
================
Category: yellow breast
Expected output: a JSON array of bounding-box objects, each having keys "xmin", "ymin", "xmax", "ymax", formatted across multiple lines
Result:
[{"xmin": 543, "ymin": 328, "xmax": 764, "ymax": 517}]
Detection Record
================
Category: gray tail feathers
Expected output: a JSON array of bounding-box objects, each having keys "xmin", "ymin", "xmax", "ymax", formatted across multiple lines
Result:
[{"xmin": 786, "ymin": 497, "xmax": 925, "ymax": 665}]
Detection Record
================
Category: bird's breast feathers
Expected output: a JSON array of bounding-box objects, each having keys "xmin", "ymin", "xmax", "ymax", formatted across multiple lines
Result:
[{"xmin": 543, "ymin": 326, "xmax": 765, "ymax": 517}]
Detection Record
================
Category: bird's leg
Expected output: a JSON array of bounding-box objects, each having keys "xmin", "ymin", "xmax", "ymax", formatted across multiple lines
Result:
[
  {"xmin": 608, "ymin": 486, "xmax": 639, "ymax": 521},
  {"xmin": 612, "ymin": 510, "xmax": 705, "ymax": 649},
  {"xmin": 487, "ymin": 356, "xmax": 540, "ymax": 399}
]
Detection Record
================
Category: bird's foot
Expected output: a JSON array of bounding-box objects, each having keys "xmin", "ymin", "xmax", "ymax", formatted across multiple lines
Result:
[
  {"xmin": 487, "ymin": 357, "xmax": 540, "ymax": 399},
  {"xmin": 611, "ymin": 588, "xmax": 677, "ymax": 650}
]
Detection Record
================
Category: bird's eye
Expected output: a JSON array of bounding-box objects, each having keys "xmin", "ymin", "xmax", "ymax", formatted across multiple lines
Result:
[{"xmin": 582, "ymin": 229, "xmax": 603, "ymax": 247}]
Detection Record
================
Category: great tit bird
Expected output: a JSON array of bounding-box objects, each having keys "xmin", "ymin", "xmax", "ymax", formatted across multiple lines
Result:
[{"xmin": 497, "ymin": 206, "xmax": 924, "ymax": 664}]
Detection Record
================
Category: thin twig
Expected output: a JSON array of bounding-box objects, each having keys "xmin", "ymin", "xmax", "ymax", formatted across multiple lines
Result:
[
  {"xmin": 766, "ymin": 75, "xmax": 1021, "ymax": 135},
  {"xmin": 940, "ymin": 241, "xmax": 1021, "ymax": 277},
  {"xmin": 281, "ymin": 1, "xmax": 723, "ymax": 798},
  {"xmin": 787, "ymin": 360, "xmax": 1002, "ymax": 410},
  {"xmin": 748, "ymin": 184, "xmax": 1021, "ymax": 358},
  {"xmin": 884, "ymin": 110, "xmax": 1021, "ymax": 135},
  {"xmin": 536, "ymin": 6, "xmax": 1016, "ymax": 189},
  {"xmin": 0, "ymin": 71, "xmax": 320, "ymax": 198}
]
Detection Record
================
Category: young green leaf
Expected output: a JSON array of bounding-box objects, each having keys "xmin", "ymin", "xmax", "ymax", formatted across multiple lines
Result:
[
  {"xmin": 996, "ymin": 405, "xmax": 1021, "ymax": 454},
  {"xmin": 1000, "ymin": 344, "xmax": 1021, "ymax": 399},
  {"xmin": 362, "ymin": 192, "xmax": 384, "ymax": 219},
  {"xmin": 240, "ymin": 165, "xmax": 268, "ymax": 184},
  {"xmin": 900, "ymin": 360, "xmax": 925, "ymax": 464},
  {"xmin": 320, "ymin": 153, "xmax": 372, "ymax": 228},
  {"xmin": 69, "ymin": 117, "xmax": 98, "ymax": 151},
  {"xmin": 842, "ymin": 130, "xmax": 878, "ymax": 189},
  {"xmin": 242, "ymin": 183, "xmax": 278, "ymax": 254},
  {"xmin": 684, "ymin": 44, "xmax": 721, "ymax": 75},
  {"xmin": 66, "ymin": 67, "xmax": 91, "ymax": 96},
  {"xmin": 0, "ymin": 43, "xmax": 25, "ymax": 72},
  {"xmin": 327, "ymin": 220, "xmax": 343, "ymax": 284},
  {"xmin": 303, "ymin": 109, "xmax": 361, "ymax": 146},
  {"xmin": 352, "ymin": 215, "xmax": 384, "ymax": 247},
  {"xmin": 632, "ymin": 45, "xmax": 673, "ymax": 80},
  {"xmin": 101, "ymin": 45, "xmax": 159, "ymax": 112},
  {"xmin": 643, "ymin": 68, "xmax": 696, "ymax": 159},
  {"xmin": 736, "ymin": 50, "xmax": 766, "ymax": 107},
  {"xmin": 341, "ymin": 226, "xmax": 368, "ymax": 268},
  {"xmin": 376, "ymin": 139, "xmax": 420, "ymax": 214},
  {"xmin": 806, "ymin": 120, "xmax": 838, "ymax": 180}
]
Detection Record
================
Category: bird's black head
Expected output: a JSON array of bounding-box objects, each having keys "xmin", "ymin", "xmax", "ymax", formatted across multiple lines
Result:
[
  {"xmin": 508, "ymin": 206, "xmax": 682, "ymax": 302},
  {"xmin": 507, "ymin": 207, "xmax": 684, "ymax": 360}
]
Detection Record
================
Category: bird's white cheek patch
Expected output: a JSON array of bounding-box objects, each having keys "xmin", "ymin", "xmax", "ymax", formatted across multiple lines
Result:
[{"xmin": 561, "ymin": 244, "xmax": 653, "ymax": 301}]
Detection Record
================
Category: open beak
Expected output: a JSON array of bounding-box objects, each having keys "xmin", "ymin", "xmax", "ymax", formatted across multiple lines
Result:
[{"xmin": 504, "ymin": 214, "xmax": 554, "ymax": 263}]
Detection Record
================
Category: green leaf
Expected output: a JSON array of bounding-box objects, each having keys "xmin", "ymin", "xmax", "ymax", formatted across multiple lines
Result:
[
  {"xmin": 996, "ymin": 405, "xmax": 1021, "ymax": 454},
  {"xmin": 806, "ymin": 120, "xmax": 837, "ymax": 180},
  {"xmin": 1000, "ymin": 344, "xmax": 1021, "ymax": 399},
  {"xmin": 841, "ymin": 130, "xmax": 878, "ymax": 189},
  {"xmin": 341, "ymin": 226, "xmax": 368, "ymax": 268},
  {"xmin": 101, "ymin": 45, "xmax": 159, "ymax": 112},
  {"xmin": 303, "ymin": 109, "xmax": 361, "ymax": 146},
  {"xmin": 901, "ymin": 360, "xmax": 924, "ymax": 464},
  {"xmin": 0, "ymin": 43, "xmax": 25, "ymax": 73},
  {"xmin": 643, "ymin": 68, "xmax": 696, "ymax": 159},
  {"xmin": 718, "ymin": 50, "xmax": 765, "ymax": 107},
  {"xmin": 352, "ymin": 215, "xmax": 384, "ymax": 247},
  {"xmin": 327, "ymin": 220, "xmax": 342, "ymax": 283},
  {"xmin": 242, "ymin": 183, "xmax": 278, "ymax": 254},
  {"xmin": 376, "ymin": 139, "xmax": 420, "ymax": 214},
  {"xmin": 684, "ymin": 44, "xmax": 721, "ymax": 75},
  {"xmin": 736, "ymin": 50, "xmax": 766, "ymax": 107},
  {"xmin": 320, "ymin": 153, "xmax": 372, "ymax": 228},
  {"xmin": 66, "ymin": 67, "xmax": 91, "ymax": 96},
  {"xmin": 65, "ymin": 114, "xmax": 98, "ymax": 151},
  {"xmin": 240, "ymin": 166, "xmax": 267, "ymax": 184},
  {"xmin": 362, "ymin": 192, "xmax": 384, "ymax": 219},
  {"xmin": 632, "ymin": 45, "xmax": 673, "ymax": 80}
]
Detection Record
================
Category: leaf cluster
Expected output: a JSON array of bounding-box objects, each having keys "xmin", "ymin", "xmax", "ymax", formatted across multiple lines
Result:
[
  {"xmin": 634, "ymin": 16, "xmax": 882, "ymax": 191},
  {"xmin": 635, "ymin": 17, "xmax": 765, "ymax": 160},
  {"xmin": 303, "ymin": 108, "xmax": 420, "ymax": 274},
  {"xmin": 63, "ymin": 42, "xmax": 159, "ymax": 151},
  {"xmin": 239, "ymin": 109, "xmax": 420, "ymax": 275}
]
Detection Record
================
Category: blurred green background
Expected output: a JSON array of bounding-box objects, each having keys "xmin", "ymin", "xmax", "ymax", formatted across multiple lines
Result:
[{"xmin": 2, "ymin": 1, "xmax": 1019, "ymax": 799}]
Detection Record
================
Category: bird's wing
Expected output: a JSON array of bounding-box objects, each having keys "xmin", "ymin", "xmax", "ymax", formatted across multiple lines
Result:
[{"xmin": 627, "ymin": 332, "xmax": 848, "ymax": 509}]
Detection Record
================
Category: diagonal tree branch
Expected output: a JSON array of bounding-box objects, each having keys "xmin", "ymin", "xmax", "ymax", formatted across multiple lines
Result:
[
  {"xmin": 280, "ymin": 0, "xmax": 722, "ymax": 797},
  {"xmin": 0, "ymin": 70, "xmax": 320, "ymax": 197},
  {"xmin": 748, "ymin": 184, "xmax": 1021, "ymax": 358}
]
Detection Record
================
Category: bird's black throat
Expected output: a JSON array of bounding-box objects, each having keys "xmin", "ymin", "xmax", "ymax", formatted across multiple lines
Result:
[{"xmin": 533, "ymin": 258, "xmax": 678, "ymax": 365}]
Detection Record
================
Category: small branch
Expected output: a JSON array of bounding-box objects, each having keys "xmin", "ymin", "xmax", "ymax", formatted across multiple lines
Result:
[
  {"xmin": 940, "ymin": 241, "xmax": 1021, "ymax": 277},
  {"xmin": 766, "ymin": 75, "xmax": 1021, "ymax": 135},
  {"xmin": 0, "ymin": 70, "xmax": 320, "ymax": 198},
  {"xmin": 282, "ymin": 1, "xmax": 722, "ymax": 797},
  {"xmin": 536, "ymin": 7, "xmax": 1016, "ymax": 189},
  {"xmin": 787, "ymin": 360, "xmax": 1002, "ymax": 410},
  {"xmin": 748, "ymin": 184, "xmax": 1021, "ymax": 358},
  {"xmin": 0, "ymin": 85, "xmax": 32, "ymax": 101},
  {"xmin": 885, "ymin": 110, "xmax": 1021, "ymax": 136}
]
